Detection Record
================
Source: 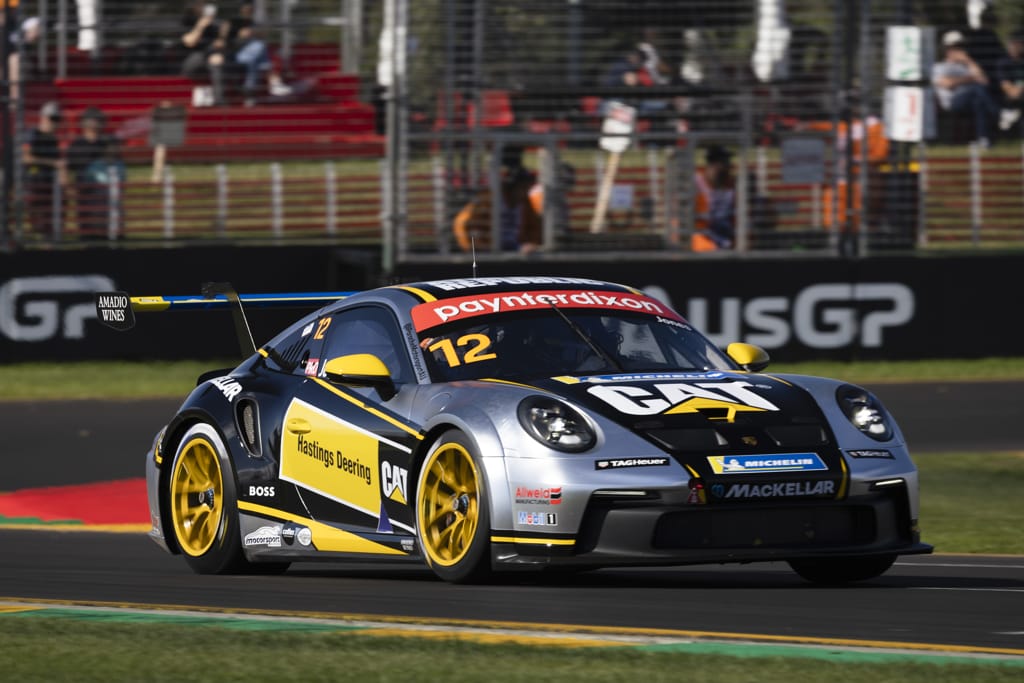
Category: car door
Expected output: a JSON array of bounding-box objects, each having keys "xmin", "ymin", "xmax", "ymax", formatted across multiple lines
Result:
[{"xmin": 277, "ymin": 305, "xmax": 422, "ymax": 549}]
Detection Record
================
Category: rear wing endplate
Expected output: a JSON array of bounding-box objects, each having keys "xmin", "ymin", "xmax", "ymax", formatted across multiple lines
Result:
[{"xmin": 95, "ymin": 283, "xmax": 357, "ymax": 358}]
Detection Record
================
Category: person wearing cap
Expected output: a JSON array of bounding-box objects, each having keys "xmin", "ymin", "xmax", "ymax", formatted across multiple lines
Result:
[
  {"xmin": 21, "ymin": 101, "xmax": 67, "ymax": 239},
  {"xmin": 996, "ymin": 29, "xmax": 1024, "ymax": 132},
  {"xmin": 931, "ymin": 30, "xmax": 1000, "ymax": 147},
  {"xmin": 692, "ymin": 144, "xmax": 736, "ymax": 252},
  {"xmin": 67, "ymin": 107, "xmax": 124, "ymax": 240}
]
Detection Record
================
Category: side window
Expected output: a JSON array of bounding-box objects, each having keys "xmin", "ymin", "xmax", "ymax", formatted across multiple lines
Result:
[
  {"xmin": 263, "ymin": 316, "xmax": 329, "ymax": 377},
  {"xmin": 320, "ymin": 306, "xmax": 414, "ymax": 384}
]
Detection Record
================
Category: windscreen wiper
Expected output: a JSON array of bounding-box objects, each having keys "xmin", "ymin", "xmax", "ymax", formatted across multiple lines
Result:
[{"xmin": 547, "ymin": 303, "xmax": 625, "ymax": 373}]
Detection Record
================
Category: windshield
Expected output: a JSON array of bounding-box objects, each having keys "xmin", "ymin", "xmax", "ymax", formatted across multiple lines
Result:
[{"xmin": 417, "ymin": 309, "xmax": 736, "ymax": 382}]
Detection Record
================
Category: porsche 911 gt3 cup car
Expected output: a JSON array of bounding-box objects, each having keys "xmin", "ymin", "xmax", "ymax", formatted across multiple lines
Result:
[{"xmin": 98, "ymin": 276, "xmax": 931, "ymax": 584}]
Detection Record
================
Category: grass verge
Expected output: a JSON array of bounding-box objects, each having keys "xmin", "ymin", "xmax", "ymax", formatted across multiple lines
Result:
[
  {"xmin": 3, "ymin": 357, "xmax": 1024, "ymax": 400},
  {"xmin": 0, "ymin": 615, "xmax": 1020, "ymax": 683}
]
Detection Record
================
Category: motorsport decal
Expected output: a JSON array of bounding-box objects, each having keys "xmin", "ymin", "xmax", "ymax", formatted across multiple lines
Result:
[
  {"xmin": 709, "ymin": 480, "xmax": 836, "ymax": 500},
  {"xmin": 209, "ymin": 376, "xmax": 242, "ymax": 401},
  {"xmin": 279, "ymin": 398, "xmax": 414, "ymax": 533},
  {"xmin": 244, "ymin": 525, "xmax": 282, "ymax": 547},
  {"xmin": 518, "ymin": 512, "xmax": 558, "ymax": 526},
  {"xmin": 595, "ymin": 457, "xmax": 670, "ymax": 470},
  {"xmin": 411, "ymin": 289, "xmax": 682, "ymax": 331},
  {"xmin": 514, "ymin": 486, "xmax": 562, "ymax": 505},
  {"xmin": 707, "ymin": 453, "xmax": 827, "ymax": 474},
  {"xmin": 587, "ymin": 380, "xmax": 779, "ymax": 417}
]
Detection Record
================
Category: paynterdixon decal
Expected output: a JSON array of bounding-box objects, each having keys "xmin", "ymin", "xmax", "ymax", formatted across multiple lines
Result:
[
  {"xmin": 279, "ymin": 399, "xmax": 413, "ymax": 532},
  {"xmin": 411, "ymin": 289, "xmax": 681, "ymax": 330},
  {"xmin": 707, "ymin": 453, "xmax": 827, "ymax": 474},
  {"xmin": 587, "ymin": 380, "xmax": 778, "ymax": 416}
]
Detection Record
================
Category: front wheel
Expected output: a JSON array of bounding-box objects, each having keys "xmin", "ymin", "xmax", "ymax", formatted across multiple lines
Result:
[
  {"xmin": 415, "ymin": 431, "xmax": 491, "ymax": 583},
  {"xmin": 167, "ymin": 423, "xmax": 288, "ymax": 575},
  {"xmin": 788, "ymin": 554, "xmax": 896, "ymax": 584}
]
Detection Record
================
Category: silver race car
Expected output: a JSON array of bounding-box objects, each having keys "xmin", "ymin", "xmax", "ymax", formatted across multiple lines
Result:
[{"xmin": 99, "ymin": 276, "xmax": 931, "ymax": 583}]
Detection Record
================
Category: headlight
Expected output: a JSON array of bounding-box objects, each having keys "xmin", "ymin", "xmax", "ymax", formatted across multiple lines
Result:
[
  {"xmin": 517, "ymin": 396, "xmax": 596, "ymax": 452},
  {"xmin": 836, "ymin": 384, "xmax": 893, "ymax": 441}
]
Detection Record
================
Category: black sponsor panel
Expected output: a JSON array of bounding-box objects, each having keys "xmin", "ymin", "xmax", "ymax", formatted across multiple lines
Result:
[
  {"xmin": 3, "ymin": 249, "xmax": 1018, "ymax": 362},
  {"xmin": 394, "ymin": 254, "xmax": 1021, "ymax": 361},
  {"xmin": 0, "ymin": 247, "xmax": 374, "ymax": 362}
]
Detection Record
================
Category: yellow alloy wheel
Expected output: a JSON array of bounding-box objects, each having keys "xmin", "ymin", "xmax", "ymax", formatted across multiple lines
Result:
[
  {"xmin": 418, "ymin": 441, "xmax": 481, "ymax": 567},
  {"xmin": 170, "ymin": 436, "xmax": 225, "ymax": 557}
]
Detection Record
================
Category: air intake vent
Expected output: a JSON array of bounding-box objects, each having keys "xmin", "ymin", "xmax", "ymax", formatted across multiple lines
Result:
[
  {"xmin": 764, "ymin": 424, "xmax": 828, "ymax": 447},
  {"xmin": 236, "ymin": 398, "xmax": 262, "ymax": 457},
  {"xmin": 646, "ymin": 428, "xmax": 727, "ymax": 452}
]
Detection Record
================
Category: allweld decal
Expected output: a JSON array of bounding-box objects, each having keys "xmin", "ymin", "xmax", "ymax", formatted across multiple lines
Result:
[{"xmin": 411, "ymin": 289, "xmax": 682, "ymax": 330}]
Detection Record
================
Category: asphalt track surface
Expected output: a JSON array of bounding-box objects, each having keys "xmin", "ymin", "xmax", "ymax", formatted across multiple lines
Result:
[{"xmin": 1, "ymin": 381, "xmax": 1023, "ymax": 654}]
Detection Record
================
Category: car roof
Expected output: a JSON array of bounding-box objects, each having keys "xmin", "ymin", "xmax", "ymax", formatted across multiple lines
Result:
[{"xmin": 391, "ymin": 276, "xmax": 638, "ymax": 301}]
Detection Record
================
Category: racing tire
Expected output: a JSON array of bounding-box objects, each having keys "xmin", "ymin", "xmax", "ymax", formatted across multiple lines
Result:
[
  {"xmin": 415, "ymin": 430, "xmax": 491, "ymax": 584},
  {"xmin": 167, "ymin": 423, "xmax": 289, "ymax": 575},
  {"xmin": 787, "ymin": 554, "xmax": 897, "ymax": 584}
]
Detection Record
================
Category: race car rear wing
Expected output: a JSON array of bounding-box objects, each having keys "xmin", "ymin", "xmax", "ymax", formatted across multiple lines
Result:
[{"xmin": 95, "ymin": 282, "xmax": 356, "ymax": 358}]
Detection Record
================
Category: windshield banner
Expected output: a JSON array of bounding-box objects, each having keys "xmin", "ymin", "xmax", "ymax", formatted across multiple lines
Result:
[{"xmin": 411, "ymin": 289, "xmax": 684, "ymax": 331}]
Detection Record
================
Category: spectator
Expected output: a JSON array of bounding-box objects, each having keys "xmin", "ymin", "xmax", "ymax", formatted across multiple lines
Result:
[
  {"xmin": 180, "ymin": 2, "xmax": 228, "ymax": 105},
  {"xmin": 692, "ymin": 144, "xmax": 736, "ymax": 252},
  {"xmin": 66, "ymin": 108, "xmax": 124, "ymax": 240},
  {"xmin": 996, "ymin": 29, "xmax": 1024, "ymax": 131},
  {"xmin": 21, "ymin": 101, "xmax": 66, "ymax": 239},
  {"xmin": 931, "ymin": 30, "xmax": 999, "ymax": 148},
  {"xmin": 452, "ymin": 145, "xmax": 541, "ymax": 255},
  {"xmin": 963, "ymin": 3, "xmax": 1007, "ymax": 98},
  {"xmin": 224, "ymin": 1, "xmax": 291, "ymax": 104}
]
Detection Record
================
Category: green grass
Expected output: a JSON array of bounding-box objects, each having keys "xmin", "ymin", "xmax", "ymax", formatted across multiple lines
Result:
[
  {"xmin": 2, "ymin": 357, "xmax": 1024, "ymax": 400},
  {"xmin": 917, "ymin": 452, "xmax": 1024, "ymax": 554},
  {"xmin": 0, "ymin": 616, "xmax": 1019, "ymax": 683}
]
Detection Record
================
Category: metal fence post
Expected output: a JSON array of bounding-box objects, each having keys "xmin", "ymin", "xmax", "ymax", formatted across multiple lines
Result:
[
  {"xmin": 51, "ymin": 174, "xmax": 62, "ymax": 242},
  {"xmin": 162, "ymin": 167, "xmax": 175, "ymax": 239},
  {"xmin": 969, "ymin": 141, "xmax": 982, "ymax": 246},
  {"xmin": 431, "ymin": 156, "xmax": 447, "ymax": 253},
  {"xmin": 270, "ymin": 162, "xmax": 283, "ymax": 238},
  {"xmin": 107, "ymin": 164, "xmax": 120, "ymax": 241},
  {"xmin": 325, "ymin": 161, "xmax": 337, "ymax": 236},
  {"xmin": 215, "ymin": 163, "xmax": 228, "ymax": 237}
]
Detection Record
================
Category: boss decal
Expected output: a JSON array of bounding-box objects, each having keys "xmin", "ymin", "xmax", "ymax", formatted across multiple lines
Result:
[
  {"xmin": 247, "ymin": 485, "xmax": 276, "ymax": 497},
  {"xmin": 710, "ymin": 480, "xmax": 836, "ymax": 499},
  {"xmin": 587, "ymin": 380, "xmax": 778, "ymax": 416},
  {"xmin": 707, "ymin": 453, "xmax": 827, "ymax": 474}
]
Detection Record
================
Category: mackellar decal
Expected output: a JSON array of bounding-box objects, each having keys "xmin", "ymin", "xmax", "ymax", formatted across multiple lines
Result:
[
  {"xmin": 587, "ymin": 380, "xmax": 779, "ymax": 417},
  {"xmin": 411, "ymin": 289, "xmax": 681, "ymax": 331}
]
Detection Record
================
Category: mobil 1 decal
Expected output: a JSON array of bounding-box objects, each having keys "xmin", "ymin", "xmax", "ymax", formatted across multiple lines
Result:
[{"xmin": 279, "ymin": 398, "xmax": 414, "ymax": 534}]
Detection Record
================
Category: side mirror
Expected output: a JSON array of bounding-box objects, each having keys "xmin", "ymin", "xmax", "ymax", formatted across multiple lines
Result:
[
  {"xmin": 726, "ymin": 342, "xmax": 770, "ymax": 372},
  {"xmin": 322, "ymin": 354, "xmax": 396, "ymax": 400}
]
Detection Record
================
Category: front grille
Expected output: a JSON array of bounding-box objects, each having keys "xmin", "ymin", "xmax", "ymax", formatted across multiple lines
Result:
[{"xmin": 652, "ymin": 505, "xmax": 876, "ymax": 550}]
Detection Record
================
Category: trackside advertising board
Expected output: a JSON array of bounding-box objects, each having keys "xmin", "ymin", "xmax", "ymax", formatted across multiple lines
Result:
[{"xmin": 1, "ymin": 248, "xmax": 1018, "ymax": 361}]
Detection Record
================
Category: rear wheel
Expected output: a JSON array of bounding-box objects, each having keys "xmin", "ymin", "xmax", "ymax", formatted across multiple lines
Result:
[
  {"xmin": 415, "ymin": 431, "xmax": 491, "ymax": 583},
  {"xmin": 788, "ymin": 554, "xmax": 896, "ymax": 584},
  {"xmin": 168, "ymin": 423, "xmax": 288, "ymax": 575}
]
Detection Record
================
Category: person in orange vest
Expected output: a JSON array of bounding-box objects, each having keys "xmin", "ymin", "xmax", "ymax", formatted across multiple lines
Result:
[
  {"xmin": 692, "ymin": 144, "xmax": 736, "ymax": 252},
  {"xmin": 804, "ymin": 116, "xmax": 889, "ymax": 230},
  {"xmin": 452, "ymin": 145, "xmax": 541, "ymax": 254}
]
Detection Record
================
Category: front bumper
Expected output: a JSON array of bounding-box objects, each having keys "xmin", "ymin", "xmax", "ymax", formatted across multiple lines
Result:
[{"xmin": 492, "ymin": 484, "xmax": 931, "ymax": 568}]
